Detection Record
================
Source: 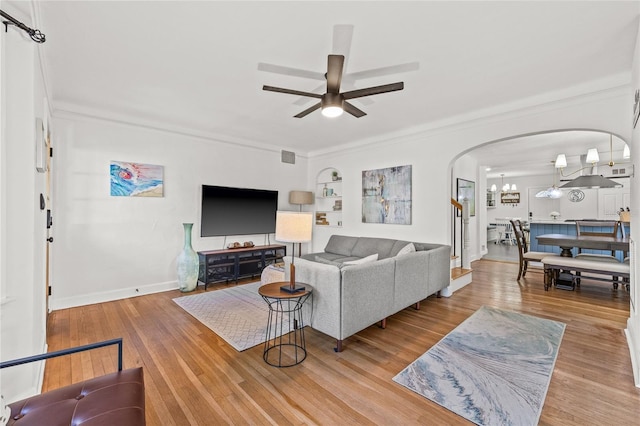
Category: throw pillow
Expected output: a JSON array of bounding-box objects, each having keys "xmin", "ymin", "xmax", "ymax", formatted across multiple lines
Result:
[
  {"xmin": 396, "ymin": 242, "xmax": 416, "ymax": 256},
  {"xmin": 343, "ymin": 253, "xmax": 379, "ymax": 265}
]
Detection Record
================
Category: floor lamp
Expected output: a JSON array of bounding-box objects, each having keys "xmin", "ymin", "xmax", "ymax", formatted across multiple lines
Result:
[
  {"xmin": 288, "ymin": 190, "xmax": 314, "ymax": 264},
  {"xmin": 275, "ymin": 211, "xmax": 313, "ymax": 293}
]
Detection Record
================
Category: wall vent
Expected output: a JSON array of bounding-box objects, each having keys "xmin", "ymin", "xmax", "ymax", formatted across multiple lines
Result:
[{"xmin": 281, "ymin": 150, "xmax": 296, "ymax": 164}]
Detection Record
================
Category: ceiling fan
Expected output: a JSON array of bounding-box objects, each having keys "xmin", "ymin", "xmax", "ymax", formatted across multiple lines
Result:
[{"xmin": 262, "ymin": 54, "xmax": 404, "ymax": 118}]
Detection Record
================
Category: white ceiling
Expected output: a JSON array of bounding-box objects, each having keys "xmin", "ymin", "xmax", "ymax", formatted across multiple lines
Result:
[{"xmin": 16, "ymin": 1, "xmax": 640, "ymax": 172}]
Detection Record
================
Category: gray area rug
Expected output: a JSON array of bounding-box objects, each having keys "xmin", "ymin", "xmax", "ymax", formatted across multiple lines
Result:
[
  {"xmin": 393, "ymin": 306, "xmax": 565, "ymax": 425},
  {"xmin": 173, "ymin": 281, "xmax": 291, "ymax": 351}
]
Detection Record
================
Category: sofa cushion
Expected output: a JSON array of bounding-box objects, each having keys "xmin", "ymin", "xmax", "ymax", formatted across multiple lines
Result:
[
  {"xmin": 394, "ymin": 242, "xmax": 416, "ymax": 257},
  {"xmin": 314, "ymin": 256, "xmax": 343, "ymax": 267},
  {"xmin": 324, "ymin": 235, "xmax": 359, "ymax": 256},
  {"xmin": 343, "ymin": 253, "xmax": 379, "ymax": 265},
  {"xmin": 351, "ymin": 237, "xmax": 397, "ymax": 259}
]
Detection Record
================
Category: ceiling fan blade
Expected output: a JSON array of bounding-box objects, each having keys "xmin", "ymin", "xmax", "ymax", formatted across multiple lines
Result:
[
  {"xmin": 348, "ymin": 62, "xmax": 419, "ymax": 80},
  {"xmin": 257, "ymin": 63, "xmax": 325, "ymax": 81},
  {"xmin": 326, "ymin": 55, "xmax": 344, "ymax": 93},
  {"xmin": 293, "ymin": 83, "xmax": 325, "ymax": 106},
  {"xmin": 342, "ymin": 82, "xmax": 404, "ymax": 100},
  {"xmin": 332, "ymin": 24, "xmax": 354, "ymax": 56},
  {"xmin": 263, "ymin": 85, "xmax": 323, "ymax": 99},
  {"xmin": 294, "ymin": 102, "xmax": 321, "ymax": 118},
  {"xmin": 343, "ymin": 101, "xmax": 367, "ymax": 118}
]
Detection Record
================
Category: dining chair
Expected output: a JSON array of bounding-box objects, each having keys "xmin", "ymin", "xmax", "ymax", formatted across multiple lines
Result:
[
  {"xmin": 574, "ymin": 220, "xmax": 620, "ymax": 259},
  {"xmin": 495, "ymin": 218, "xmax": 516, "ymax": 245},
  {"xmin": 510, "ymin": 219, "xmax": 557, "ymax": 280},
  {"xmin": 575, "ymin": 220, "xmax": 621, "ymax": 287}
]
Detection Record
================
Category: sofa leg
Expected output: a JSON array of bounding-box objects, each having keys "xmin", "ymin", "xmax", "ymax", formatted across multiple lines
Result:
[
  {"xmin": 334, "ymin": 340, "xmax": 343, "ymax": 352},
  {"xmin": 380, "ymin": 318, "xmax": 387, "ymax": 329},
  {"xmin": 414, "ymin": 301, "xmax": 420, "ymax": 310}
]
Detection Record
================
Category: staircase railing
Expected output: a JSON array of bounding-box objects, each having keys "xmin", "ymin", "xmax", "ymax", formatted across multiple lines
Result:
[
  {"xmin": 451, "ymin": 198, "xmax": 463, "ymax": 266},
  {"xmin": 451, "ymin": 198, "xmax": 470, "ymax": 268}
]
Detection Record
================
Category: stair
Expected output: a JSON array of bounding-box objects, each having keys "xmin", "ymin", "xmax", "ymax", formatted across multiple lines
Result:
[{"xmin": 440, "ymin": 262, "xmax": 472, "ymax": 298}]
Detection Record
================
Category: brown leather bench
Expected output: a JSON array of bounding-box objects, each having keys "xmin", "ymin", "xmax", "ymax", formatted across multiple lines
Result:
[{"xmin": 1, "ymin": 338, "xmax": 145, "ymax": 425}]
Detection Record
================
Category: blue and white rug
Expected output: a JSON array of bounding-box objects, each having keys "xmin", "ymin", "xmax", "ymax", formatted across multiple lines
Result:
[{"xmin": 393, "ymin": 306, "xmax": 565, "ymax": 425}]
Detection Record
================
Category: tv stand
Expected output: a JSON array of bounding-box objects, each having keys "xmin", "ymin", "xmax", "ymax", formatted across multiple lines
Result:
[{"xmin": 197, "ymin": 244, "xmax": 286, "ymax": 289}]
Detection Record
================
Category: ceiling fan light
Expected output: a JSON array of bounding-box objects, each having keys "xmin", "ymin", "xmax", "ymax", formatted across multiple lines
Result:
[
  {"xmin": 321, "ymin": 106, "xmax": 343, "ymax": 117},
  {"xmin": 586, "ymin": 148, "xmax": 599, "ymax": 164},
  {"xmin": 321, "ymin": 92, "xmax": 344, "ymax": 118},
  {"xmin": 555, "ymin": 154, "xmax": 567, "ymax": 168},
  {"xmin": 623, "ymin": 143, "xmax": 630, "ymax": 159}
]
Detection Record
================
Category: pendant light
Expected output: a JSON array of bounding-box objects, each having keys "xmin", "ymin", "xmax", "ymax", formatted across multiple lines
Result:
[
  {"xmin": 536, "ymin": 161, "xmax": 563, "ymax": 198},
  {"xmin": 555, "ymin": 134, "xmax": 623, "ymax": 189}
]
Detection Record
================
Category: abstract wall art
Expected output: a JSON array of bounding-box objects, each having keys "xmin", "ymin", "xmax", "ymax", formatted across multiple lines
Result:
[
  {"xmin": 110, "ymin": 161, "xmax": 164, "ymax": 197},
  {"xmin": 362, "ymin": 164, "xmax": 412, "ymax": 224}
]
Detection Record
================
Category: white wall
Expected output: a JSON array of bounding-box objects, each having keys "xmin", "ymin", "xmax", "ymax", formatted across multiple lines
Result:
[
  {"xmin": 308, "ymin": 88, "xmax": 632, "ymax": 258},
  {"xmin": 625, "ymin": 11, "xmax": 640, "ymax": 388},
  {"xmin": 49, "ymin": 114, "xmax": 308, "ymax": 309},
  {"xmin": 0, "ymin": 3, "xmax": 49, "ymax": 402}
]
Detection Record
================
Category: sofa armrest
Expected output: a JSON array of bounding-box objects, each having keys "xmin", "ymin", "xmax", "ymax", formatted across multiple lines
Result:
[
  {"xmin": 284, "ymin": 256, "xmax": 342, "ymax": 339},
  {"xmin": 424, "ymin": 244, "xmax": 451, "ymax": 294}
]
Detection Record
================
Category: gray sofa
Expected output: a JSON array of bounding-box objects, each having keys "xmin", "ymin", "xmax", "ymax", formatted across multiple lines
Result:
[{"xmin": 284, "ymin": 235, "xmax": 450, "ymax": 351}]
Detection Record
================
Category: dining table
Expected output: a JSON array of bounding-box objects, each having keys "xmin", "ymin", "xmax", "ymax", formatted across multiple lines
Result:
[{"xmin": 535, "ymin": 233, "xmax": 630, "ymax": 258}]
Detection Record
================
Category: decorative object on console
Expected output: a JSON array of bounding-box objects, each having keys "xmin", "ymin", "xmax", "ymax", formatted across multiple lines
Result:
[
  {"xmin": 110, "ymin": 161, "xmax": 164, "ymax": 197},
  {"xmin": 549, "ymin": 211, "xmax": 561, "ymax": 220},
  {"xmin": 362, "ymin": 164, "xmax": 412, "ymax": 224},
  {"xmin": 275, "ymin": 211, "xmax": 313, "ymax": 293},
  {"xmin": 177, "ymin": 223, "xmax": 199, "ymax": 292}
]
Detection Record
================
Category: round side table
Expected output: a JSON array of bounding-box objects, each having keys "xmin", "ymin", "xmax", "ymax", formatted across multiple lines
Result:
[{"xmin": 258, "ymin": 282, "xmax": 312, "ymax": 367}]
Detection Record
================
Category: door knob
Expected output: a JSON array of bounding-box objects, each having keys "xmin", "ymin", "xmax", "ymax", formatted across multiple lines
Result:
[{"xmin": 47, "ymin": 237, "xmax": 53, "ymax": 243}]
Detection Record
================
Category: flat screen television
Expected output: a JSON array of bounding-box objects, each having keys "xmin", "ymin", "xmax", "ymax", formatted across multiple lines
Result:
[{"xmin": 200, "ymin": 185, "xmax": 278, "ymax": 237}]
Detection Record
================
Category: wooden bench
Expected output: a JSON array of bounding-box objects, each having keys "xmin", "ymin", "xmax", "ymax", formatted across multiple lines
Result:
[{"xmin": 541, "ymin": 256, "xmax": 630, "ymax": 291}]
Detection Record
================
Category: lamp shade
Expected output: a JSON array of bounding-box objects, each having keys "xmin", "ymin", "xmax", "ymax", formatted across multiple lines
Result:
[
  {"xmin": 275, "ymin": 211, "xmax": 313, "ymax": 243},
  {"xmin": 623, "ymin": 143, "xmax": 631, "ymax": 159},
  {"xmin": 586, "ymin": 148, "xmax": 599, "ymax": 164},
  {"xmin": 289, "ymin": 190, "xmax": 314, "ymax": 205},
  {"xmin": 555, "ymin": 154, "xmax": 567, "ymax": 168}
]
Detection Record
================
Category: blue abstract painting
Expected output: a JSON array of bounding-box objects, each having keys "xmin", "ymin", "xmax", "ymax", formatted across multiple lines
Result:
[
  {"xmin": 362, "ymin": 164, "xmax": 411, "ymax": 224},
  {"xmin": 110, "ymin": 161, "xmax": 164, "ymax": 197}
]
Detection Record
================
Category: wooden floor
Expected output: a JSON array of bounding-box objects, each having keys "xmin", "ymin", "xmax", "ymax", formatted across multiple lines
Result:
[{"xmin": 44, "ymin": 259, "xmax": 640, "ymax": 425}]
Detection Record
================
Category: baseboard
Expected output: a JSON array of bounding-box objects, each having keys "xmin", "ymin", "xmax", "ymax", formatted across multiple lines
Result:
[
  {"xmin": 49, "ymin": 280, "xmax": 178, "ymax": 310},
  {"xmin": 441, "ymin": 271, "xmax": 473, "ymax": 297},
  {"xmin": 625, "ymin": 318, "xmax": 640, "ymax": 388}
]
